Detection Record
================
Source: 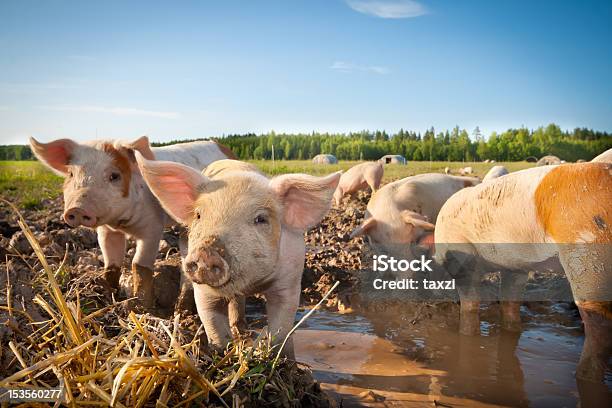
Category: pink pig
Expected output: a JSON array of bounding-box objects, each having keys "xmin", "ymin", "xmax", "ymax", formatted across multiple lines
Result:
[
  {"xmin": 333, "ymin": 162, "xmax": 383, "ymax": 205},
  {"xmin": 29, "ymin": 136, "xmax": 235, "ymax": 308},
  {"xmin": 136, "ymin": 154, "xmax": 340, "ymax": 357}
]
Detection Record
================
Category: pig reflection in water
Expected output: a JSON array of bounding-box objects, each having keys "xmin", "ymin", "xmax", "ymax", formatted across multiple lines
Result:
[
  {"xmin": 294, "ymin": 304, "xmax": 610, "ymax": 407},
  {"xmin": 136, "ymin": 156, "xmax": 340, "ymax": 357}
]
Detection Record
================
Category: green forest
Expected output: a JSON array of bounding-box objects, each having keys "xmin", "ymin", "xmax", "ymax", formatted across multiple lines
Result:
[{"xmin": 2, "ymin": 124, "xmax": 610, "ymax": 162}]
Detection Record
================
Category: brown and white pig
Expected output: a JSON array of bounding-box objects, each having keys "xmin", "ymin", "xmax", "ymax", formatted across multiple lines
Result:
[
  {"xmin": 136, "ymin": 154, "xmax": 340, "ymax": 357},
  {"xmin": 333, "ymin": 162, "xmax": 383, "ymax": 205},
  {"xmin": 434, "ymin": 162, "xmax": 611, "ymax": 382},
  {"xmin": 350, "ymin": 174, "xmax": 480, "ymax": 252},
  {"xmin": 29, "ymin": 136, "xmax": 235, "ymax": 308},
  {"xmin": 482, "ymin": 165, "xmax": 509, "ymax": 182}
]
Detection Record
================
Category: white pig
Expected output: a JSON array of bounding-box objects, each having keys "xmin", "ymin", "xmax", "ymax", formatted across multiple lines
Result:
[
  {"xmin": 351, "ymin": 174, "xmax": 480, "ymax": 250},
  {"xmin": 136, "ymin": 154, "xmax": 340, "ymax": 357},
  {"xmin": 591, "ymin": 148, "xmax": 612, "ymax": 163},
  {"xmin": 434, "ymin": 162, "xmax": 611, "ymax": 382},
  {"xmin": 333, "ymin": 162, "xmax": 383, "ymax": 205},
  {"xmin": 29, "ymin": 136, "xmax": 235, "ymax": 308},
  {"xmin": 482, "ymin": 165, "xmax": 509, "ymax": 182}
]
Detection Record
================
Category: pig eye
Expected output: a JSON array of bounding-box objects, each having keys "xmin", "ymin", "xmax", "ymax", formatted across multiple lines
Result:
[
  {"xmin": 254, "ymin": 214, "xmax": 268, "ymax": 225},
  {"xmin": 195, "ymin": 211, "xmax": 201, "ymax": 220},
  {"xmin": 109, "ymin": 172, "xmax": 121, "ymax": 182},
  {"xmin": 67, "ymin": 170, "xmax": 73, "ymax": 178}
]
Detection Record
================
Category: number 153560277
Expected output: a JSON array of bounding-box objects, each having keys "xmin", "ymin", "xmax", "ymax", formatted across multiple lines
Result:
[{"xmin": 0, "ymin": 387, "xmax": 64, "ymax": 403}]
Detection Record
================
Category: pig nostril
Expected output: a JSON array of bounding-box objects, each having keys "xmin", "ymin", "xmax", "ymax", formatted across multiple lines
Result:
[
  {"xmin": 67, "ymin": 214, "xmax": 75, "ymax": 220},
  {"xmin": 83, "ymin": 215, "xmax": 91, "ymax": 221},
  {"xmin": 211, "ymin": 266, "xmax": 221, "ymax": 275}
]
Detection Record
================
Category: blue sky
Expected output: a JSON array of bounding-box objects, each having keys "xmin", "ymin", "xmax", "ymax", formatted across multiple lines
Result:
[{"xmin": 1, "ymin": 0, "xmax": 611, "ymax": 144}]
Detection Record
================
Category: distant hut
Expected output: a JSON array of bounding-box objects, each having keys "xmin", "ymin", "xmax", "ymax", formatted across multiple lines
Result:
[
  {"xmin": 525, "ymin": 156, "xmax": 538, "ymax": 163},
  {"xmin": 536, "ymin": 155, "xmax": 561, "ymax": 166},
  {"xmin": 312, "ymin": 154, "xmax": 338, "ymax": 164},
  {"xmin": 379, "ymin": 154, "xmax": 406, "ymax": 165}
]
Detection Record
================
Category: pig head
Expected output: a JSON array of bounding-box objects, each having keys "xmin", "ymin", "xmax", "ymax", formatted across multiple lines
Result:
[
  {"xmin": 30, "ymin": 136, "xmax": 156, "ymax": 229},
  {"xmin": 136, "ymin": 153, "xmax": 340, "ymax": 357},
  {"xmin": 30, "ymin": 136, "xmax": 161, "ymax": 308}
]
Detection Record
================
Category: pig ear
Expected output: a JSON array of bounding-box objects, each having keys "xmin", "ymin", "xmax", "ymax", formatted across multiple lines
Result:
[
  {"xmin": 269, "ymin": 171, "xmax": 341, "ymax": 230},
  {"xmin": 29, "ymin": 137, "xmax": 77, "ymax": 176},
  {"xmin": 350, "ymin": 217, "xmax": 377, "ymax": 239},
  {"xmin": 400, "ymin": 210, "xmax": 435, "ymax": 231},
  {"xmin": 135, "ymin": 152, "xmax": 208, "ymax": 224},
  {"xmin": 128, "ymin": 135, "xmax": 155, "ymax": 160}
]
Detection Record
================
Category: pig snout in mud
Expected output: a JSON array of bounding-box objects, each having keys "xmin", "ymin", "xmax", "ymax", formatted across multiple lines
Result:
[{"xmin": 183, "ymin": 236, "xmax": 231, "ymax": 287}]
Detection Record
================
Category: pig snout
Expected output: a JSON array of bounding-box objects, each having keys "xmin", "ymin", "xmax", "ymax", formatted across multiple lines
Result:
[
  {"xmin": 184, "ymin": 236, "xmax": 231, "ymax": 287},
  {"xmin": 63, "ymin": 207, "xmax": 97, "ymax": 228}
]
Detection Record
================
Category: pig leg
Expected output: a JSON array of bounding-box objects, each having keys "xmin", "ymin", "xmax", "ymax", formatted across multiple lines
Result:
[
  {"xmin": 559, "ymin": 244, "xmax": 612, "ymax": 382},
  {"xmin": 500, "ymin": 270, "xmax": 528, "ymax": 331},
  {"xmin": 444, "ymin": 248, "xmax": 481, "ymax": 336},
  {"xmin": 97, "ymin": 226, "xmax": 126, "ymax": 289},
  {"xmin": 575, "ymin": 302, "xmax": 612, "ymax": 382},
  {"xmin": 265, "ymin": 285, "xmax": 301, "ymax": 359},
  {"xmin": 176, "ymin": 234, "xmax": 196, "ymax": 313},
  {"xmin": 131, "ymin": 228, "xmax": 162, "ymax": 309},
  {"xmin": 193, "ymin": 284, "xmax": 232, "ymax": 349},
  {"xmin": 176, "ymin": 273, "xmax": 196, "ymax": 313},
  {"xmin": 228, "ymin": 296, "xmax": 247, "ymax": 336}
]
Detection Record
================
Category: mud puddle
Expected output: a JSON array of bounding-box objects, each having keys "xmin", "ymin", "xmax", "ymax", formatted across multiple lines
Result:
[{"xmin": 281, "ymin": 304, "xmax": 612, "ymax": 407}]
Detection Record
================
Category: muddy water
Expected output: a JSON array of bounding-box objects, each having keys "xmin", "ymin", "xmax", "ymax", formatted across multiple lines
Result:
[{"xmin": 283, "ymin": 302, "xmax": 612, "ymax": 407}]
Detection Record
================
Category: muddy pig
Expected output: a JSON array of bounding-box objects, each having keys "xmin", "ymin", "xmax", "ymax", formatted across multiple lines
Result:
[
  {"xmin": 30, "ymin": 136, "xmax": 235, "ymax": 308},
  {"xmin": 136, "ymin": 154, "xmax": 340, "ymax": 357},
  {"xmin": 351, "ymin": 173, "xmax": 480, "ymax": 253},
  {"xmin": 333, "ymin": 161, "xmax": 383, "ymax": 205},
  {"xmin": 435, "ymin": 162, "xmax": 612, "ymax": 382}
]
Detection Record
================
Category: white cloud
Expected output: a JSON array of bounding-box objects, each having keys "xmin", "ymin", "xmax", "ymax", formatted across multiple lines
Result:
[
  {"xmin": 41, "ymin": 105, "xmax": 180, "ymax": 119},
  {"xmin": 346, "ymin": 0, "xmax": 428, "ymax": 19},
  {"xmin": 330, "ymin": 61, "xmax": 390, "ymax": 75}
]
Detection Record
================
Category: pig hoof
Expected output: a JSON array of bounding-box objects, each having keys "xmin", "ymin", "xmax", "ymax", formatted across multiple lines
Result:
[
  {"xmin": 103, "ymin": 266, "xmax": 122, "ymax": 290},
  {"xmin": 132, "ymin": 264, "xmax": 155, "ymax": 309}
]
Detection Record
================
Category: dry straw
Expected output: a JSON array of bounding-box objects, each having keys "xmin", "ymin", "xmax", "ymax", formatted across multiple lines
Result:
[{"xmin": 0, "ymin": 200, "xmax": 336, "ymax": 407}]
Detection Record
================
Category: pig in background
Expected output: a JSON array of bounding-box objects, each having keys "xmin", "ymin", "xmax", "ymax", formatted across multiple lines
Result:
[
  {"xmin": 136, "ymin": 155, "xmax": 340, "ymax": 358},
  {"xmin": 350, "ymin": 173, "xmax": 480, "ymax": 255},
  {"xmin": 29, "ymin": 136, "xmax": 234, "ymax": 309},
  {"xmin": 333, "ymin": 161, "xmax": 383, "ymax": 205},
  {"xmin": 482, "ymin": 165, "xmax": 509, "ymax": 182}
]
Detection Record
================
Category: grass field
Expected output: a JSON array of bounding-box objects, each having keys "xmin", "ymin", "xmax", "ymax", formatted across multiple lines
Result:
[
  {"xmin": 0, "ymin": 160, "xmax": 535, "ymax": 208},
  {"xmin": 0, "ymin": 161, "xmax": 63, "ymax": 208}
]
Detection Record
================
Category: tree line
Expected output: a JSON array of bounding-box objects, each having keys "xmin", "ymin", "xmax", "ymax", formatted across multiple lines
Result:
[{"xmin": 2, "ymin": 124, "xmax": 610, "ymax": 162}]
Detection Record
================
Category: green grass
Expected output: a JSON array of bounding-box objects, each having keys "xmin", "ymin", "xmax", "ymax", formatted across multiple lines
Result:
[
  {"xmin": 250, "ymin": 160, "xmax": 535, "ymax": 181},
  {"xmin": 0, "ymin": 160, "xmax": 535, "ymax": 208},
  {"xmin": 0, "ymin": 161, "xmax": 63, "ymax": 208}
]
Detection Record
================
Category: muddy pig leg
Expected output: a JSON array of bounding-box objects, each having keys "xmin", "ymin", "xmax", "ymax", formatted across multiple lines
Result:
[
  {"xmin": 97, "ymin": 225, "xmax": 126, "ymax": 289},
  {"xmin": 446, "ymin": 249, "xmax": 481, "ymax": 336},
  {"xmin": 175, "ymin": 233, "xmax": 196, "ymax": 313},
  {"xmin": 500, "ymin": 270, "xmax": 528, "ymax": 331},
  {"xmin": 265, "ymin": 284, "xmax": 301, "ymax": 359},
  {"xmin": 228, "ymin": 296, "xmax": 247, "ymax": 336},
  {"xmin": 194, "ymin": 284, "xmax": 232, "ymax": 350},
  {"xmin": 131, "ymin": 228, "xmax": 163, "ymax": 309},
  {"xmin": 559, "ymin": 244, "xmax": 612, "ymax": 382},
  {"xmin": 575, "ymin": 301, "xmax": 612, "ymax": 382}
]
